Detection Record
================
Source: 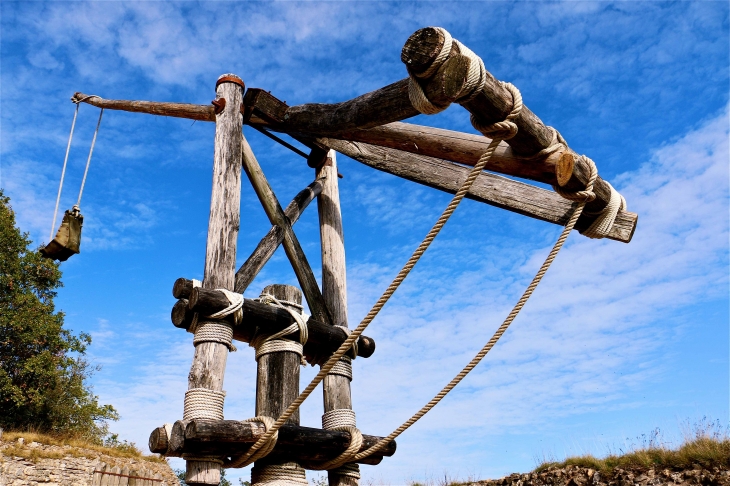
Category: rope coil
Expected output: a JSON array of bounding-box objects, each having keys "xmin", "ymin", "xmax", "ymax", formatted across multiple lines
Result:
[
  {"xmin": 327, "ymin": 357, "xmax": 353, "ymax": 381},
  {"xmin": 225, "ymin": 416, "xmax": 279, "ymax": 469},
  {"xmin": 251, "ymin": 462, "xmax": 308, "ymax": 486},
  {"xmin": 251, "ymin": 293, "xmax": 309, "ymax": 364},
  {"xmin": 183, "ymin": 388, "xmax": 225, "ymax": 420}
]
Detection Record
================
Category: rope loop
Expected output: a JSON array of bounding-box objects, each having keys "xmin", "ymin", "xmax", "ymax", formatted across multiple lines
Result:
[
  {"xmin": 183, "ymin": 388, "xmax": 225, "ymax": 420},
  {"xmin": 251, "ymin": 293, "xmax": 309, "ymax": 365}
]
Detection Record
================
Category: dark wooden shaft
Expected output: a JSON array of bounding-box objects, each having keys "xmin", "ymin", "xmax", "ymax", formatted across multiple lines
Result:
[
  {"xmin": 256, "ymin": 285, "xmax": 302, "ymax": 424},
  {"xmin": 314, "ymin": 138, "xmax": 637, "ymax": 243},
  {"xmin": 185, "ymin": 74, "xmax": 244, "ymax": 486},
  {"xmin": 235, "ymin": 179, "xmax": 324, "ymax": 293},
  {"xmin": 172, "ymin": 286, "xmax": 376, "ymax": 363},
  {"xmin": 159, "ymin": 420, "xmax": 396, "ymax": 465},
  {"xmin": 241, "ymin": 136, "xmax": 334, "ymax": 327}
]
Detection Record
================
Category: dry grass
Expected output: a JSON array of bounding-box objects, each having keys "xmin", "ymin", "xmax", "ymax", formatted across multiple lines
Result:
[
  {"xmin": 0, "ymin": 430, "xmax": 166, "ymax": 464},
  {"xmin": 535, "ymin": 419, "xmax": 729, "ymax": 474}
]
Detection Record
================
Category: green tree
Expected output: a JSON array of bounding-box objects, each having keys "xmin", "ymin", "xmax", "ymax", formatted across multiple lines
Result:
[{"xmin": 0, "ymin": 190, "xmax": 118, "ymax": 439}]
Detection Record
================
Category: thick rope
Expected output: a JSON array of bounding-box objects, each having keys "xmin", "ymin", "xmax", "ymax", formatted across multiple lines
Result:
[
  {"xmin": 251, "ymin": 293, "xmax": 309, "ymax": 364},
  {"xmin": 225, "ymin": 416, "xmax": 279, "ymax": 469},
  {"xmin": 251, "ymin": 463, "xmax": 308, "ymax": 486},
  {"xmin": 306, "ymin": 410, "xmax": 362, "ymax": 472},
  {"xmin": 183, "ymin": 388, "xmax": 225, "ymax": 420},
  {"xmin": 189, "ymin": 288, "xmax": 241, "ymax": 351},
  {"xmin": 327, "ymin": 356, "xmax": 353, "ymax": 381},
  {"xmin": 350, "ymin": 158, "xmax": 599, "ymax": 461},
  {"xmin": 336, "ymin": 326, "xmax": 358, "ymax": 360},
  {"xmin": 241, "ymin": 82, "xmax": 524, "ymax": 463}
]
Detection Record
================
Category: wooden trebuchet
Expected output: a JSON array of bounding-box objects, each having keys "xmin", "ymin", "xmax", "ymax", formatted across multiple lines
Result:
[
  {"xmin": 315, "ymin": 138, "xmax": 637, "ymax": 243},
  {"xmin": 171, "ymin": 285, "xmax": 375, "ymax": 363},
  {"xmin": 157, "ymin": 420, "xmax": 396, "ymax": 466},
  {"xmin": 235, "ymin": 179, "xmax": 324, "ymax": 293}
]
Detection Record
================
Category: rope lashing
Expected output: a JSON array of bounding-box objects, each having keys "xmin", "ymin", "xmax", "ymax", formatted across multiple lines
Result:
[
  {"xmin": 225, "ymin": 416, "xmax": 279, "ymax": 469},
  {"xmin": 327, "ymin": 356, "xmax": 353, "ymax": 381},
  {"xmin": 250, "ymin": 294, "xmax": 309, "ymax": 364},
  {"xmin": 306, "ymin": 409, "xmax": 362, "ymax": 473},
  {"xmin": 251, "ymin": 462, "xmax": 308, "ymax": 486},
  {"xmin": 183, "ymin": 388, "xmax": 226, "ymax": 420},
  {"xmin": 189, "ymin": 287, "xmax": 241, "ymax": 351},
  {"xmin": 240, "ymin": 76, "xmax": 524, "ymax": 464}
]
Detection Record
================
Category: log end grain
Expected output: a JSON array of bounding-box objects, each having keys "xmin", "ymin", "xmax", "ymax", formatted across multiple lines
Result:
[
  {"xmin": 173, "ymin": 277, "xmax": 194, "ymax": 299},
  {"xmin": 556, "ymin": 152, "xmax": 576, "ymax": 187},
  {"xmin": 401, "ymin": 27, "xmax": 447, "ymax": 75},
  {"xmin": 149, "ymin": 426, "xmax": 169, "ymax": 454}
]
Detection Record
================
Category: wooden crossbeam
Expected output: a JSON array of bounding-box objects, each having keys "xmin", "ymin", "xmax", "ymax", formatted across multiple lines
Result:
[
  {"xmin": 314, "ymin": 138, "xmax": 636, "ymax": 243},
  {"xmin": 235, "ymin": 179, "xmax": 324, "ymax": 293},
  {"xmin": 241, "ymin": 138, "xmax": 334, "ymax": 326},
  {"xmin": 151, "ymin": 420, "xmax": 396, "ymax": 466}
]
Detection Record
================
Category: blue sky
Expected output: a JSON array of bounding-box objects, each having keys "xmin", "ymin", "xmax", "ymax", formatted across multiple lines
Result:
[{"xmin": 1, "ymin": 1, "xmax": 728, "ymax": 484}]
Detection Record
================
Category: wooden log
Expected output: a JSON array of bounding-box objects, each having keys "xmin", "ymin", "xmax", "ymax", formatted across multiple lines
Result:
[
  {"xmin": 72, "ymin": 92, "xmax": 216, "ymax": 122},
  {"xmin": 401, "ymin": 28, "xmax": 614, "ymax": 215},
  {"xmin": 253, "ymin": 285, "xmax": 304, "ymax": 480},
  {"xmin": 315, "ymin": 138, "xmax": 637, "ymax": 243},
  {"xmin": 241, "ymin": 136, "xmax": 334, "ymax": 326},
  {"xmin": 235, "ymin": 179, "xmax": 324, "ymax": 293},
  {"xmin": 316, "ymin": 150, "xmax": 357, "ymax": 485},
  {"xmin": 173, "ymin": 286, "xmax": 376, "ymax": 362},
  {"xmin": 185, "ymin": 74, "xmax": 245, "ymax": 486},
  {"xmin": 180, "ymin": 420, "xmax": 396, "ymax": 465},
  {"xmin": 148, "ymin": 426, "xmax": 169, "ymax": 454},
  {"xmin": 256, "ymin": 285, "xmax": 303, "ymax": 425}
]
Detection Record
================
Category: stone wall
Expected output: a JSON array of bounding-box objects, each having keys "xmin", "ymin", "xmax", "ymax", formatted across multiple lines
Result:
[
  {"xmin": 0, "ymin": 436, "xmax": 179, "ymax": 486},
  {"xmin": 466, "ymin": 464, "xmax": 730, "ymax": 486}
]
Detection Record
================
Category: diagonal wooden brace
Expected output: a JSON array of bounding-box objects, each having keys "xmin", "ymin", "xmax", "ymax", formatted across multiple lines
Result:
[{"xmin": 240, "ymin": 136, "xmax": 334, "ymax": 326}]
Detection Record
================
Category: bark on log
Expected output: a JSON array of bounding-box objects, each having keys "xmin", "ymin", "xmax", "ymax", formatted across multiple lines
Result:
[
  {"xmin": 315, "ymin": 138, "xmax": 637, "ymax": 243},
  {"xmin": 174, "ymin": 286, "xmax": 376, "ymax": 362},
  {"xmin": 185, "ymin": 74, "xmax": 244, "ymax": 486},
  {"xmin": 316, "ymin": 150, "xmax": 357, "ymax": 486},
  {"xmin": 174, "ymin": 420, "xmax": 396, "ymax": 466},
  {"xmin": 241, "ymin": 136, "xmax": 334, "ymax": 327},
  {"xmin": 235, "ymin": 179, "xmax": 324, "ymax": 293}
]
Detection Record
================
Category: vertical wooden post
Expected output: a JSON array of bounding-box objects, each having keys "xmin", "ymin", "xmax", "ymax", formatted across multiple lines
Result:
[
  {"xmin": 184, "ymin": 73, "xmax": 244, "ymax": 486},
  {"xmin": 317, "ymin": 151, "xmax": 359, "ymax": 486},
  {"xmin": 252, "ymin": 284, "xmax": 306, "ymax": 485}
]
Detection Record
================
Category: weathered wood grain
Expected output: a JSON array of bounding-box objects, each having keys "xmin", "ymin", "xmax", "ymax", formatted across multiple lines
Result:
[
  {"xmin": 241, "ymin": 137, "xmax": 334, "ymax": 327},
  {"xmin": 235, "ymin": 179, "xmax": 324, "ymax": 293},
  {"xmin": 72, "ymin": 92, "xmax": 216, "ymax": 122},
  {"xmin": 179, "ymin": 420, "xmax": 396, "ymax": 465},
  {"xmin": 316, "ymin": 150, "xmax": 357, "ymax": 486},
  {"xmin": 185, "ymin": 75, "xmax": 244, "ymax": 486},
  {"xmin": 317, "ymin": 138, "xmax": 637, "ymax": 243}
]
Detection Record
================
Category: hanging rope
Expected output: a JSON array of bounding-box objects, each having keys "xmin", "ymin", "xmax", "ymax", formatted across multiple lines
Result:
[
  {"xmin": 76, "ymin": 107, "xmax": 104, "ymax": 208},
  {"xmin": 236, "ymin": 81, "xmax": 524, "ymax": 466},
  {"xmin": 49, "ymin": 104, "xmax": 80, "ymax": 243}
]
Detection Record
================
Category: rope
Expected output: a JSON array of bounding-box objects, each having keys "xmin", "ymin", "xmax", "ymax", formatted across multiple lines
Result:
[
  {"xmin": 336, "ymin": 326, "xmax": 358, "ymax": 360},
  {"xmin": 251, "ymin": 294, "xmax": 309, "ymax": 364},
  {"xmin": 306, "ymin": 410, "xmax": 362, "ymax": 472},
  {"xmin": 251, "ymin": 463, "xmax": 308, "ymax": 486},
  {"xmin": 183, "ymin": 388, "xmax": 225, "ymax": 420},
  {"xmin": 225, "ymin": 416, "xmax": 279, "ymax": 469},
  {"xmin": 241, "ymin": 79, "xmax": 524, "ymax": 463},
  {"xmin": 76, "ymin": 107, "xmax": 103, "ymax": 208},
  {"xmin": 189, "ymin": 288, "xmax": 242, "ymax": 351},
  {"xmin": 327, "ymin": 357, "xmax": 353, "ymax": 381},
  {"xmin": 49, "ymin": 104, "xmax": 80, "ymax": 243}
]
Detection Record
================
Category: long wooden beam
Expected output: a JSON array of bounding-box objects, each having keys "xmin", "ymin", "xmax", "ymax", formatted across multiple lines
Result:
[
  {"xmin": 153, "ymin": 420, "xmax": 396, "ymax": 466},
  {"xmin": 72, "ymin": 92, "xmax": 216, "ymax": 121},
  {"xmin": 315, "ymin": 138, "xmax": 636, "ymax": 243}
]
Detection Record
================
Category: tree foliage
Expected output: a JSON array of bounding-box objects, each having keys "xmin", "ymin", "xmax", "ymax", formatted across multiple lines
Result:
[{"xmin": 0, "ymin": 190, "xmax": 118, "ymax": 439}]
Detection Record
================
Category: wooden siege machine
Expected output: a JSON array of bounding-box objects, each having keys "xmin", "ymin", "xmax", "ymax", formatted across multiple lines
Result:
[{"xmin": 72, "ymin": 28, "xmax": 637, "ymax": 486}]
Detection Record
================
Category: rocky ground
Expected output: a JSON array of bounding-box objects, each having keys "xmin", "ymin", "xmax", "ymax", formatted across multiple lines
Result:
[{"xmin": 465, "ymin": 464, "xmax": 730, "ymax": 486}]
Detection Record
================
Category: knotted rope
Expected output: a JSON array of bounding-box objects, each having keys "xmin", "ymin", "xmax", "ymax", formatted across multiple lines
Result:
[
  {"xmin": 189, "ymin": 287, "xmax": 241, "ymax": 351},
  {"xmin": 250, "ymin": 293, "xmax": 309, "ymax": 364},
  {"xmin": 240, "ymin": 75, "xmax": 525, "ymax": 464},
  {"xmin": 305, "ymin": 409, "xmax": 362, "ymax": 473}
]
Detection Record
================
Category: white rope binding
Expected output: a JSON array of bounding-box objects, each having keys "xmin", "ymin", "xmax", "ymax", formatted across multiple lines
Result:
[
  {"xmin": 251, "ymin": 293, "xmax": 309, "ymax": 364},
  {"xmin": 183, "ymin": 388, "xmax": 225, "ymax": 420}
]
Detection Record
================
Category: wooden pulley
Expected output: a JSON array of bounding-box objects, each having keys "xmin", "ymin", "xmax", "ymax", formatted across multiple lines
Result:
[{"xmin": 40, "ymin": 206, "xmax": 83, "ymax": 262}]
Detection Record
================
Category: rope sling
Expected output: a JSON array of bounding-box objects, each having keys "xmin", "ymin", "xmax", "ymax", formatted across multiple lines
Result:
[
  {"xmin": 41, "ymin": 96, "xmax": 104, "ymax": 262},
  {"xmin": 228, "ymin": 27, "xmax": 628, "ymax": 471}
]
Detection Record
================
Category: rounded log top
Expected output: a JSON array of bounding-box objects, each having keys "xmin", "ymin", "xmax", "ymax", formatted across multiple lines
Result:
[
  {"xmin": 401, "ymin": 27, "xmax": 447, "ymax": 75},
  {"xmin": 216, "ymin": 73, "xmax": 245, "ymax": 89}
]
